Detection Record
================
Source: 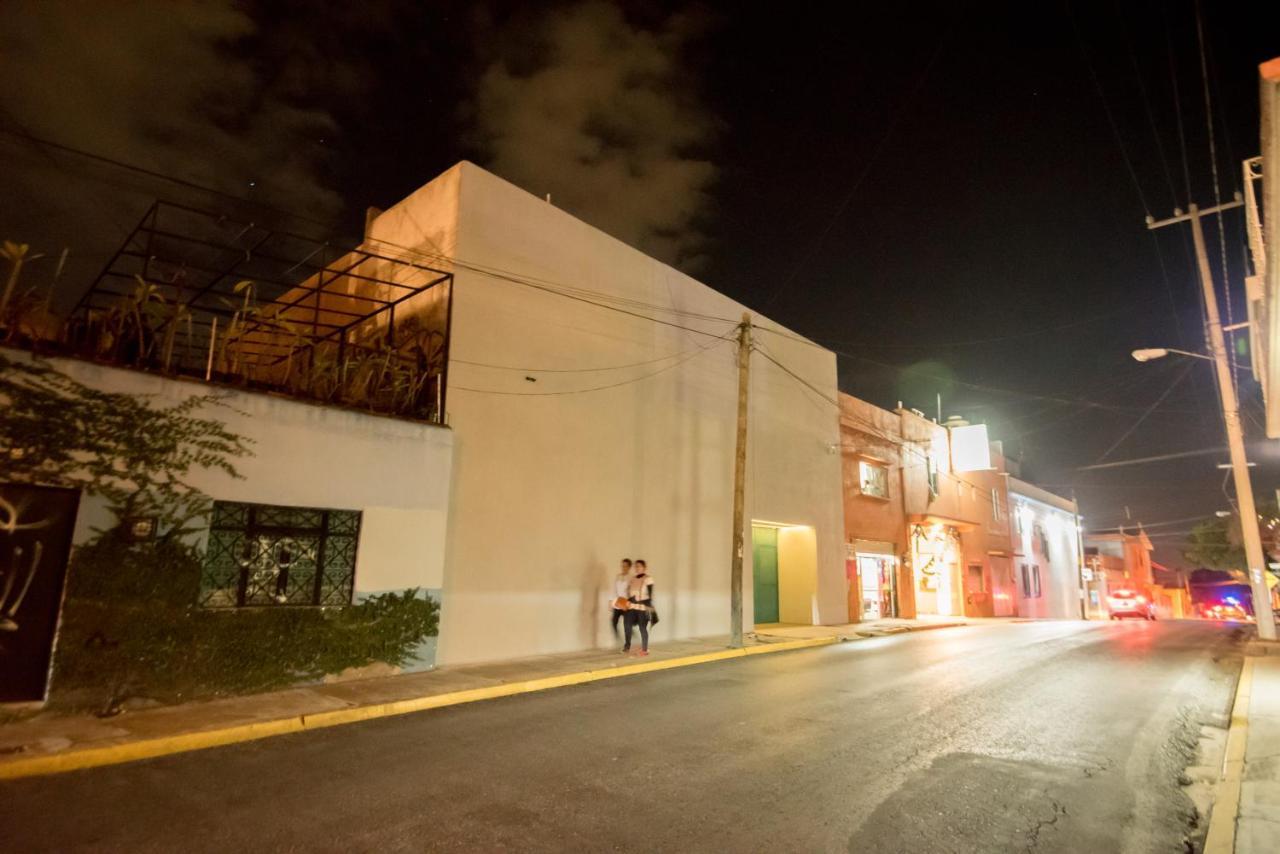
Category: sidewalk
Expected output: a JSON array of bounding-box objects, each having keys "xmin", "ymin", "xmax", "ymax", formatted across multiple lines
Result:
[
  {"xmin": 0, "ymin": 618, "xmax": 966, "ymax": 780},
  {"xmin": 1207, "ymin": 643, "xmax": 1280, "ymax": 854}
]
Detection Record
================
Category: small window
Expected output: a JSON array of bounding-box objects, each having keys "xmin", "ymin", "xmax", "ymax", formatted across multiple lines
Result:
[
  {"xmin": 1021, "ymin": 563, "xmax": 1042, "ymax": 598},
  {"xmin": 991, "ymin": 489, "xmax": 1004, "ymax": 522},
  {"xmin": 858, "ymin": 460, "xmax": 889, "ymax": 499},
  {"xmin": 200, "ymin": 501, "xmax": 361, "ymax": 608},
  {"xmin": 926, "ymin": 456, "xmax": 939, "ymax": 498}
]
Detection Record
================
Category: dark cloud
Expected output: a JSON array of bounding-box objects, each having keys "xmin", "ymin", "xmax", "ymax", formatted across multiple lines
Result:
[
  {"xmin": 472, "ymin": 2, "xmax": 717, "ymax": 270},
  {"xmin": 0, "ymin": 0, "xmax": 341, "ymax": 300}
]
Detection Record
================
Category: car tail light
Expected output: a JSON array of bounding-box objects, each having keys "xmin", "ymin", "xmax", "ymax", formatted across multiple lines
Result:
[{"xmin": 1136, "ymin": 596, "xmax": 1146, "ymax": 604}]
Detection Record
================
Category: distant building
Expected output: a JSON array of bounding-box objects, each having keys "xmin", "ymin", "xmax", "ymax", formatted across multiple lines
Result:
[
  {"xmin": 1007, "ymin": 479, "xmax": 1084, "ymax": 620},
  {"xmin": 838, "ymin": 394, "xmax": 1021, "ymax": 620},
  {"xmin": 1082, "ymin": 530, "xmax": 1155, "ymax": 619}
]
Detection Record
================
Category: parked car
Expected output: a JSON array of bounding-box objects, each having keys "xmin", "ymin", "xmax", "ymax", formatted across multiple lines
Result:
[{"xmin": 1107, "ymin": 589, "xmax": 1155, "ymax": 620}]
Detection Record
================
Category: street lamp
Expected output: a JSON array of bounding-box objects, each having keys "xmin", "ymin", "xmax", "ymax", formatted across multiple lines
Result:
[
  {"xmin": 1133, "ymin": 345, "xmax": 1277, "ymax": 639},
  {"xmin": 1130, "ymin": 347, "xmax": 1213, "ymax": 363}
]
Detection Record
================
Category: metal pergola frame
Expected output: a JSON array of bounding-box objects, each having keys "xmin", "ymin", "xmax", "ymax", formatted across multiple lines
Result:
[{"xmin": 69, "ymin": 200, "xmax": 455, "ymax": 422}]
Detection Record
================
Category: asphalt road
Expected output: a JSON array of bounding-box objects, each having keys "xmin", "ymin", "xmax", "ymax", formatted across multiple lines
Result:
[{"xmin": 0, "ymin": 620, "xmax": 1246, "ymax": 853}]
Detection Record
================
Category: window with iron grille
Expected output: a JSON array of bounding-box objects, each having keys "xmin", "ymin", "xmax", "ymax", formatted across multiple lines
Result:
[{"xmin": 199, "ymin": 501, "xmax": 361, "ymax": 608}]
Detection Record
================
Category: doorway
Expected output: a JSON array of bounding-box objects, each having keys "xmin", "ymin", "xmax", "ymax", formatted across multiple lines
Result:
[
  {"xmin": 857, "ymin": 554, "xmax": 897, "ymax": 620},
  {"xmin": 751, "ymin": 526, "xmax": 779, "ymax": 624},
  {"xmin": 965, "ymin": 562, "xmax": 994, "ymax": 618},
  {"xmin": 912, "ymin": 524, "xmax": 961, "ymax": 616},
  {"xmin": 1, "ymin": 484, "xmax": 81, "ymax": 702}
]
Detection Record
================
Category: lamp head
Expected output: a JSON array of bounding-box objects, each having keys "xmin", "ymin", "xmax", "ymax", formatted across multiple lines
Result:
[{"xmin": 1131, "ymin": 348, "xmax": 1169, "ymax": 363}]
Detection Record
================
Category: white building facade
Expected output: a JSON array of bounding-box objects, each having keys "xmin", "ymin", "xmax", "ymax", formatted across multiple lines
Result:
[
  {"xmin": 365, "ymin": 162, "xmax": 848, "ymax": 665},
  {"xmin": 1008, "ymin": 478, "xmax": 1084, "ymax": 620}
]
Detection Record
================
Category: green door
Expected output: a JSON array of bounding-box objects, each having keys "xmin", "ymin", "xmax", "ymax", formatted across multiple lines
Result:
[{"xmin": 752, "ymin": 526, "xmax": 780, "ymax": 624}]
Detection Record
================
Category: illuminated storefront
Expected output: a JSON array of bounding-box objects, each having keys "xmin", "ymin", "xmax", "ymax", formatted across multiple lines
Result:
[{"xmin": 911, "ymin": 523, "xmax": 963, "ymax": 616}]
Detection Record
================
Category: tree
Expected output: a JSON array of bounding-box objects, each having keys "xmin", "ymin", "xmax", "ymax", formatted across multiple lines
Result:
[
  {"xmin": 0, "ymin": 353, "xmax": 251, "ymax": 536},
  {"xmin": 1182, "ymin": 498, "xmax": 1280, "ymax": 571}
]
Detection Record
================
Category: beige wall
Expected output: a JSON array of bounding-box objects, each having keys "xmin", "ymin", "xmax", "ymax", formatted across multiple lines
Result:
[{"xmin": 370, "ymin": 162, "xmax": 846, "ymax": 665}]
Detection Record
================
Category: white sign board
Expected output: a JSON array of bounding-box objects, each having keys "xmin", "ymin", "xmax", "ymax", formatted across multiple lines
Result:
[{"xmin": 951, "ymin": 423, "xmax": 992, "ymax": 472}]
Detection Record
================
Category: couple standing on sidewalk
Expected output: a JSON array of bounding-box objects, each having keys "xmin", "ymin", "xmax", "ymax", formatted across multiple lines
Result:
[{"xmin": 611, "ymin": 558, "xmax": 658, "ymax": 656}]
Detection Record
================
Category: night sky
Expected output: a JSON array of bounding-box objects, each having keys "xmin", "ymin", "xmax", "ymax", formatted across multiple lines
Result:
[{"xmin": 1, "ymin": 0, "xmax": 1278, "ymax": 566}]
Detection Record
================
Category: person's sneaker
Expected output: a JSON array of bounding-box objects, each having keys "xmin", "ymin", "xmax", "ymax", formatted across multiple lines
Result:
[{"xmin": 636, "ymin": 650, "xmax": 650, "ymax": 657}]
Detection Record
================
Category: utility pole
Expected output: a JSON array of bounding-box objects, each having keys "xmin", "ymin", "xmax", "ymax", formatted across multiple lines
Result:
[
  {"xmin": 1071, "ymin": 488, "xmax": 1088, "ymax": 620},
  {"xmin": 1148, "ymin": 200, "xmax": 1277, "ymax": 640},
  {"xmin": 730, "ymin": 312, "xmax": 752, "ymax": 648}
]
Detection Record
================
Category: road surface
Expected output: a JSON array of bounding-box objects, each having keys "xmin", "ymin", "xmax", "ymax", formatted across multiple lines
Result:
[{"xmin": 0, "ymin": 620, "xmax": 1245, "ymax": 852}]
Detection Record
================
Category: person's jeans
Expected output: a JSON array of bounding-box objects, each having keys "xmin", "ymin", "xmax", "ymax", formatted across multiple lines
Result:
[
  {"xmin": 624, "ymin": 610, "xmax": 649, "ymax": 651},
  {"xmin": 611, "ymin": 608, "xmax": 624, "ymax": 641}
]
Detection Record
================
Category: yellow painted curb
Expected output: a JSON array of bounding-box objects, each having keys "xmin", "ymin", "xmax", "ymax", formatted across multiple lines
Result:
[
  {"xmin": 0, "ymin": 636, "xmax": 835, "ymax": 781},
  {"xmin": 1204, "ymin": 656, "xmax": 1255, "ymax": 854}
]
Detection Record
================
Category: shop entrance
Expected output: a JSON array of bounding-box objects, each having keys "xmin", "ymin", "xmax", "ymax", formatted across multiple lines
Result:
[
  {"xmin": 751, "ymin": 526, "xmax": 779, "ymax": 624},
  {"xmin": 857, "ymin": 554, "xmax": 897, "ymax": 620},
  {"xmin": 912, "ymin": 524, "xmax": 961, "ymax": 616}
]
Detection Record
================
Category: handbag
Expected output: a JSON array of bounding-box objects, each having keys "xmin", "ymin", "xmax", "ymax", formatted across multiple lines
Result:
[
  {"xmin": 648, "ymin": 607, "xmax": 659, "ymax": 625},
  {"xmin": 613, "ymin": 597, "xmax": 631, "ymax": 611}
]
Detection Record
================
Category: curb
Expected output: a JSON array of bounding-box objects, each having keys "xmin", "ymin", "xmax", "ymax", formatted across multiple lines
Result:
[
  {"xmin": 755, "ymin": 621, "xmax": 968, "ymax": 644},
  {"xmin": 1205, "ymin": 656, "xmax": 1255, "ymax": 854},
  {"xmin": 0, "ymin": 636, "xmax": 834, "ymax": 781}
]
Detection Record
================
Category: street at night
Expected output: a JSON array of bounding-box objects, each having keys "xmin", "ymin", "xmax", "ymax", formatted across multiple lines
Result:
[
  {"xmin": 0, "ymin": 622, "xmax": 1245, "ymax": 853},
  {"xmin": 3, "ymin": 3, "xmax": 1280, "ymax": 851}
]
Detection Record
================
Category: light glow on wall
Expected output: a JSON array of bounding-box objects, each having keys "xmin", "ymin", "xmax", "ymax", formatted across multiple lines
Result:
[{"xmin": 951, "ymin": 424, "xmax": 992, "ymax": 472}]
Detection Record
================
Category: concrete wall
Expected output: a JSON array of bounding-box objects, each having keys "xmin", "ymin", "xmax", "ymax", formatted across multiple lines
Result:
[
  {"xmin": 12, "ymin": 351, "xmax": 455, "ymax": 608},
  {"xmin": 369, "ymin": 162, "xmax": 846, "ymax": 665}
]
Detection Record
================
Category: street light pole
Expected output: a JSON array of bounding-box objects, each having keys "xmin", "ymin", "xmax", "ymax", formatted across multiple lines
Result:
[{"xmin": 1147, "ymin": 201, "xmax": 1277, "ymax": 640}]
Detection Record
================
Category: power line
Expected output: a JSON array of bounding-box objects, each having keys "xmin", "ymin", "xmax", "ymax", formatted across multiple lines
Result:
[
  {"xmin": 1091, "ymin": 514, "xmax": 1216, "ymax": 531},
  {"xmin": 1162, "ymin": 5, "xmax": 1195, "ymax": 204},
  {"xmin": 0, "ymin": 127, "xmax": 753, "ymax": 344},
  {"xmin": 453, "ymin": 345, "xmax": 708, "ymax": 374},
  {"xmin": 756, "ymin": 26, "xmax": 949, "ymax": 313},
  {"xmin": 1076, "ymin": 446, "xmax": 1227, "ymax": 471},
  {"xmin": 1065, "ymin": 0, "xmax": 1151, "ymax": 216},
  {"xmin": 0, "ymin": 125, "xmax": 335, "ymax": 233},
  {"xmin": 756, "ymin": 344, "xmax": 1020, "ymax": 511},
  {"xmin": 1113, "ymin": 0, "xmax": 1180, "ymax": 209},
  {"xmin": 449, "ymin": 333, "xmax": 734, "ymax": 397},
  {"xmin": 756, "ymin": 324, "xmax": 1202, "ymax": 414},
  {"xmin": 792, "ymin": 300, "xmax": 1175, "ymax": 351},
  {"xmin": 1093, "ymin": 361, "xmax": 1194, "ymax": 463},
  {"xmin": 1193, "ymin": 0, "xmax": 1239, "ymax": 379}
]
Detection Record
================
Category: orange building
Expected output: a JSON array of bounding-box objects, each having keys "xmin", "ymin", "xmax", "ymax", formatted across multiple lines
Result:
[{"xmin": 839, "ymin": 394, "xmax": 1015, "ymax": 621}]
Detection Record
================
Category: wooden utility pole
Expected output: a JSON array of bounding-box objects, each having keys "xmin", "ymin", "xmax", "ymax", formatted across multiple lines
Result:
[
  {"xmin": 1148, "ymin": 200, "xmax": 1277, "ymax": 641},
  {"xmin": 730, "ymin": 312, "xmax": 752, "ymax": 648}
]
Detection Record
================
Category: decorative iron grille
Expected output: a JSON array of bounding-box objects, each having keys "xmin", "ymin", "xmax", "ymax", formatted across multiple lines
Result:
[{"xmin": 200, "ymin": 501, "xmax": 360, "ymax": 608}]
